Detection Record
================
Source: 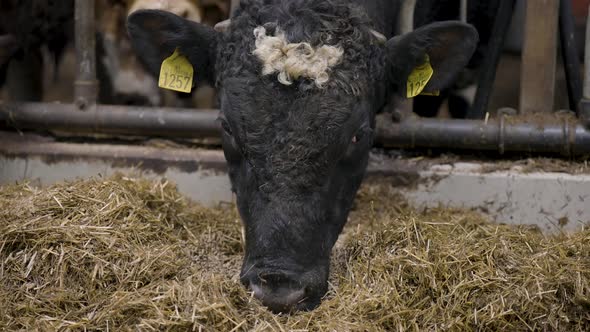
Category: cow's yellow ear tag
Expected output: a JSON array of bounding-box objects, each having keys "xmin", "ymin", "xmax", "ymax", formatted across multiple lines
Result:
[
  {"xmin": 406, "ymin": 55, "xmax": 438, "ymax": 98},
  {"xmin": 159, "ymin": 48, "xmax": 194, "ymax": 93}
]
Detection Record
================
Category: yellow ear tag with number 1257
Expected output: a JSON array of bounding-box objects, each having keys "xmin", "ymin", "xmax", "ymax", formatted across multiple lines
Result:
[
  {"xmin": 406, "ymin": 54, "xmax": 439, "ymax": 98},
  {"xmin": 158, "ymin": 48, "xmax": 194, "ymax": 93}
]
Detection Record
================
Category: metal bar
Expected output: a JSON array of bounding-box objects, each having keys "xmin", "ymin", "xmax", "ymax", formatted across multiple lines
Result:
[
  {"xmin": 376, "ymin": 116, "xmax": 590, "ymax": 157},
  {"xmin": 400, "ymin": 0, "xmax": 417, "ymax": 34},
  {"xmin": 2, "ymin": 102, "xmax": 590, "ymax": 157},
  {"xmin": 581, "ymin": 4, "xmax": 590, "ymax": 127},
  {"xmin": 460, "ymin": 0, "xmax": 468, "ymax": 23},
  {"xmin": 559, "ymin": 0, "xmax": 583, "ymax": 116},
  {"xmin": 74, "ymin": 0, "xmax": 98, "ymax": 109},
  {"xmin": 584, "ymin": 4, "xmax": 590, "ymax": 99},
  {"xmin": 520, "ymin": 0, "xmax": 559, "ymax": 114},
  {"xmin": 0, "ymin": 102, "xmax": 220, "ymax": 138},
  {"xmin": 466, "ymin": 0, "xmax": 516, "ymax": 119}
]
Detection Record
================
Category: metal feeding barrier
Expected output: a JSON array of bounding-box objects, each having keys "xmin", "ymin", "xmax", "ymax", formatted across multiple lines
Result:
[{"xmin": 1, "ymin": 0, "xmax": 590, "ymax": 156}]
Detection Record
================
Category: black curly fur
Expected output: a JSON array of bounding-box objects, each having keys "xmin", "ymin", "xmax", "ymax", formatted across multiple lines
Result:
[
  {"xmin": 216, "ymin": 0, "xmax": 387, "ymax": 96},
  {"xmin": 216, "ymin": 0, "xmax": 390, "ymax": 193}
]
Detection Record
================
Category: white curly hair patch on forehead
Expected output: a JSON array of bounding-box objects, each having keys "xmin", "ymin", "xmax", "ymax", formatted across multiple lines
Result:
[{"xmin": 252, "ymin": 26, "xmax": 344, "ymax": 88}]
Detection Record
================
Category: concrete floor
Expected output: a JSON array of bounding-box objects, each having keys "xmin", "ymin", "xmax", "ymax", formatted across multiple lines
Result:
[{"xmin": 403, "ymin": 162, "xmax": 590, "ymax": 233}]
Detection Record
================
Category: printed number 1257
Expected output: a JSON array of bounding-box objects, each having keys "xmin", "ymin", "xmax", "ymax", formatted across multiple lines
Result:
[{"xmin": 161, "ymin": 72, "xmax": 191, "ymax": 91}]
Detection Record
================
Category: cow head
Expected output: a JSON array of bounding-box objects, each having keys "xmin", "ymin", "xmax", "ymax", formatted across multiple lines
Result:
[{"xmin": 127, "ymin": 0, "xmax": 477, "ymax": 313}]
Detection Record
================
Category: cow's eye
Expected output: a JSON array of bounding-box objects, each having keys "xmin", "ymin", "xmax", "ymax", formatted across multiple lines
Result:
[
  {"xmin": 351, "ymin": 129, "xmax": 365, "ymax": 144},
  {"xmin": 349, "ymin": 125, "xmax": 373, "ymax": 150},
  {"xmin": 220, "ymin": 118, "xmax": 233, "ymax": 136}
]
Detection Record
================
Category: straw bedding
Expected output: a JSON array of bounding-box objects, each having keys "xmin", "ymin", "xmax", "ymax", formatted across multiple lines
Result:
[{"xmin": 0, "ymin": 175, "xmax": 588, "ymax": 331}]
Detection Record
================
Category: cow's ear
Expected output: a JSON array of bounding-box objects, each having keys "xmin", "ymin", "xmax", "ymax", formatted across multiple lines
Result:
[
  {"xmin": 127, "ymin": 9, "xmax": 218, "ymax": 86},
  {"xmin": 385, "ymin": 21, "xmax": 478, "ymax": 96}
]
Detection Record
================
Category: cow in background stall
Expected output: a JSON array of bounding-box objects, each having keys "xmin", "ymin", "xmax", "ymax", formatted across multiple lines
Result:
[
  {"xmin": 0, "ymin": 0, "xmax": 74, "ymax": 101},
  {"xmin": 0, "ymin": 0, "xmax": 229, "ymax": 108},
  {"xmin": 98, "ymin": 0, "xmax": 228, "ymax": 107},
  {"xmin": 411, "ymin": 0, "xmax": 500, "ymax": 118}
]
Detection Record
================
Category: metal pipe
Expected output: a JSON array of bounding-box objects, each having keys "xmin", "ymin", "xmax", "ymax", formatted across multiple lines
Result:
[
  {"xmin": 400, "ymin": 0, "xmax": 417, "ymax": 34},
  {"xmin": 466, "ymin": 0, "xmax": 516, "ymax": 119},
  {"xmin": 559, "ymin": 0, "xmax": 583, "ymax": 116},
  {"xmin": 460, "ymin": 0, "xmax": 468, "ymax": 23},
  {"xmin": 74, "ymin": 0, "xmax": 98, "ymax": 109},
  {"xmin": 0, "ymin": 102, "xmax": 220, "ymax": 138},
  {"xmin": 376, "ymin": 116, "xmax": 590, "ymax": 157},
  {"xmin": 2, "ymin": 102, "xmax": 590, "ymax": 156},
  {"xmin": 584, "ymin": 4, "xmax": 590, "ymax": 99},
  {"xmin": 581, "ymin": 4, "xmax": 590, "ymax": 127}
]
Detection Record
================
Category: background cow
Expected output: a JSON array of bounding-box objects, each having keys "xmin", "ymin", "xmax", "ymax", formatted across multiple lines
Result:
[
  {"xmin": 127, "ymin": 0, "xmax": 478, "ymax": 312},
  {"xmin": 97, "ymin": 0, "xmax": 206, "ymax": 106},
  {"xmin": 0, "ymin": 0, "xmax": 229, "ymax": 108},
  {"xmin": 412, "ymin": 0, "xmax": 500, "ymax": 118},
  {"xmin": 0, "ymin": 0, "xmax": 74, "ymax": 101}
]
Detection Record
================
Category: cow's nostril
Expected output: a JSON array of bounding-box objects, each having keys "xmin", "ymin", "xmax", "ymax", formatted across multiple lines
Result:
[
  {"xmin": 244, "ymin": 271, "xmax": 309, "ymax": 313},
  {"xmin": 241, "ymin": 267, "xmax": 324, "ymax": 313},
  {"xmin": 258, "ymin": 271, "xmax": 292, "ymax": 285},
  {"xmin": 251, "ymin": 281, "xmax": 306, "ymax": 314}
]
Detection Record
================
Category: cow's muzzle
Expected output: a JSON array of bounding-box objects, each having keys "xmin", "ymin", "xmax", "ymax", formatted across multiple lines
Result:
[{"xmin": 241, "ymin": 267, "xmax": 324, "ymax": 313}]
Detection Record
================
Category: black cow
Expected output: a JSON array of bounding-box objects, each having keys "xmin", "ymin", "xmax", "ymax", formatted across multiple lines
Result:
[
  {"xmin": 412, "ymin": 0, "xmax": 500, "ymax": 118},
  {"xmin": 127, "ymin": 0, "xmax": 477, "ymax": 313},
  {"xmin": 0, "ymin": 0, "xmax": 74, "ymax": 100}
]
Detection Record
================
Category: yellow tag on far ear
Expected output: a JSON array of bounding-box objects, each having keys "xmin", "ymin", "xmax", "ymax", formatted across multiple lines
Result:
[
  {"xmin": 159, "ymin": 48, "xmax": 194, "ymax": 93},
  {"xmin": 406, "ymin": 55, "xmax": 434, "ymax": 98}
]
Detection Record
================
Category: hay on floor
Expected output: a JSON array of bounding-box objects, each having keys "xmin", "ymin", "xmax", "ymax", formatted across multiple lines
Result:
[{"xmin": 0, "ymin": 175, "xmax": 588, "ymax": 331}]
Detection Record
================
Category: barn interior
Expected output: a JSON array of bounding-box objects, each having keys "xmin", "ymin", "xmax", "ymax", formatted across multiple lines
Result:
[{"xmin": 0, "ymin": 0, "xmax": 589, "ymax": 330}]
